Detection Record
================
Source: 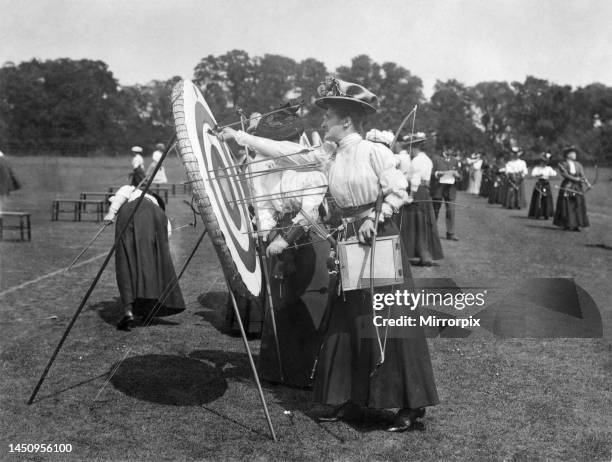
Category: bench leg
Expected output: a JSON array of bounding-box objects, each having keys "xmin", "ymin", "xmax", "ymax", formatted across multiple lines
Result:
[
  {"xmin": 0, "ymin": 218, "xmax": 3, "ymax": 241},
  {"xmin": 27, "ymin": 216, "xmax": 31, "ymax": 241}
]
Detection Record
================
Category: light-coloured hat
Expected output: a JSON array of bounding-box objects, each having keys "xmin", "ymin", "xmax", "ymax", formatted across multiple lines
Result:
[
  {"xmin": 155, "ymin": 143, "xmax": 165, "ymax": 151},
  {"xmin": 510, "ymin": 146, "xmax": 523, "ymax": 156},
  {"xmin": 401, "ymin": 132, "xmax": 427, "ymax": 145},
  {"xmin": 131, "ymin": 146, "xmax": 143, "ymax": 153},
  {"xmin": 366, "ymin": 129, "xmax": 394, "ymax": 146},
  {"xmin": 315, "ymin": 76, "xmax": 379, "ymax": 114}
]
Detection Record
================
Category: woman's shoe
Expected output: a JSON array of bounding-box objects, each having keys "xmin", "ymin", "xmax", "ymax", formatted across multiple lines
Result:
[
  {"xmin": 317, "ymin": 401, "xmax": 362, "ymax": 422},
  {"xmin": 116, "ymin": 314, "xmax": 135, "ymax": 331},
  {"xmin": 386, "ymin": 408, "xmax": 426, "ymax": 432}
]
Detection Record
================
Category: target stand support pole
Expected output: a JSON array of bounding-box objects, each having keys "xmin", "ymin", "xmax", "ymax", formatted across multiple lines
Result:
[
  {"xmin": 226, "ymin": 282, "xmax": 277, "ymax": 442},
  {"xmin": 238, "ymin": 110, "xmax": 285, "ymax": 383}
]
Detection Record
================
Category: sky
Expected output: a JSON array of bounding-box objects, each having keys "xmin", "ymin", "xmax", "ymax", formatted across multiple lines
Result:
[{"xmin": 1, "ymin": 0, "xmax": 611, "ymax": 97}]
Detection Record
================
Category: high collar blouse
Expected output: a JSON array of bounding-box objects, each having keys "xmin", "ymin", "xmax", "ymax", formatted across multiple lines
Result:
[{"xmin": 327, "ymin": 133, "xmax": 408, "ymax": 210}]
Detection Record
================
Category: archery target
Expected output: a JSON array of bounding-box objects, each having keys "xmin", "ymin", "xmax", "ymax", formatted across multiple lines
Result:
[{"xmin": 172, "ymin": 80, "xmax": 262, "ymax": 300}]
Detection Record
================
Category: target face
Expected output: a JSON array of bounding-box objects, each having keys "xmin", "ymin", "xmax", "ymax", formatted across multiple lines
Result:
[{"xmin": 172, "ymin": 80, "xmax": 262, "ymax": 299}]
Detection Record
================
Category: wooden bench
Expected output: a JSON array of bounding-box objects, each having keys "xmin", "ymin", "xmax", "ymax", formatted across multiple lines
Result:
[
  {"xmin": 51, "ymin": 199, "xmax": 104, "ymax": 222},
  {"xmin": 166, "ymin": 182, "xmax": 192, "ymax": 195},
  {"xmin": 79, "ymin": 192, "xmax": 112, "ymax": 211},
  {"xmin": 0, "ymin": 211, "xmax": 31, "ymax": 241}
]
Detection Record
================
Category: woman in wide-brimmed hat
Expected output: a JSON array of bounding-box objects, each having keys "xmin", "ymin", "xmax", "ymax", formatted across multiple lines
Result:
[
  {"xmin": 553, "ymin": 146, "xmax": 590, "ymax": 230},
  {"xmin": 221, "ymin": 76, "xmax": 438, "ymax": 432},
  {"xmin": 528, "ymin": 152, "xmax": 557, "ymax": 219}
]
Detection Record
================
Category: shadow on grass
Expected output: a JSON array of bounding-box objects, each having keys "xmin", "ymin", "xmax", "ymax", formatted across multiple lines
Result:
[
  {"xmin": 90, "ymin": 299, "xmax": 179, "ymax": 327},
  {"xmin": 523, "ymin": 224, "xmax": 562, "ymax": 231},
  {"xmin": 110, "ymin": 354, "xmax": 227, "ymax": 405},
  {"xmin": 187, "ymin": 349, "xmax": 398, "ymax": 436},
  {"xmin": 194, "ymin": 290, "xmax": 261, "ymax": 339}
]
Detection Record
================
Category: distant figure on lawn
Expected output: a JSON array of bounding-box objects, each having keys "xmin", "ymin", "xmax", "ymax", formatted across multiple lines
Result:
[
  {"xmin": 104, "ymin": 185, "xmax": 185, "ymax": 331},
  {"xmin": 129, "ymin": 146, "xmax": 146, "ymax": 187},
  {"xmin": 431, "ymin": 147, "xmax": 462, "ymax": 240},
  {"xmin": 145, "ymin": 143, "xmax": 168, "ymax": 184},
  {"xmin": 503, "ymin": 147, "xmax": 528, "ymax": 209},
  {"xmin": 528, "ymin": 152, "xmax": 556, "ymax": 219},
  {"xmin": 553, "ymin": 146, "xmax": 590, "ymax": 231},
  {"xmin": 0, "ymin": 150, "xmax": 21, "ymax": 197}
]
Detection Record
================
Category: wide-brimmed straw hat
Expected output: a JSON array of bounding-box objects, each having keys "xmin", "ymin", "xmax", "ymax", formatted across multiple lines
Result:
[
  {"xmin": 562, "ymin": 145, "xmax": 578, "ymax": 157},
  {"xmin": 254, "ymin": 101, "xmax": 305, "ymax": 141},
  {"xmin": 131, "ymin": 146, "xmax": 143, "ymax": 153},
  {"xmin": 315, "ymin": 76, "xmax": 379, "ymax": 114},
  {"xmin": 401, "ymin": 132, "xmax": 427, "ymax": 145}
]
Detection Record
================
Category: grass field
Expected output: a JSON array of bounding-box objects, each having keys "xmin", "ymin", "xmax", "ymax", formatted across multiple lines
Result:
[{"xmin": 1, "ymin": 157, "xmax": 611, "ymax": 461}]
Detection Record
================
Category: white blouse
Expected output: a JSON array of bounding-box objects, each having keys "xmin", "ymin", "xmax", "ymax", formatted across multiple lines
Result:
[
  {"xmin": 233, "ymin": 133, "xmax": 328, "ymax": 236},
  {"xmin": 505, "ymin": 159, "xmax": 528, "ymax": 175},
  {"xmin": 400, "ymin": 151, "xmax": 433, "ymax": 193},
  {"xmin": 531, "ymin": 166, "xmax": 557, "ymax": 180}
]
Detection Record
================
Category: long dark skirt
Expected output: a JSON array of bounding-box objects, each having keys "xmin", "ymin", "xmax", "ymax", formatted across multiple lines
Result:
[
  {"xmin": 115, "ymin": 199, "xmax": 185, "ymax": 317},
  {"xmin": 488, "ymin": 176, "xmax": 504, "ymax": 204},
  {"xmin": 313, "ymin": 217, "xmax": 439, "ymax": 409},
  {"xmin": 528, "ymin": 179, "xmax": 555, "ymax": 219},
  {"xmin": 553, "ymin": 180, "xmax": 589, "ymax": 229},
  {"xmin": 479, "ymin": 172, "xmax": 491, "ymax": 198},
  {"xmin": 397, "ymin": 185, "xmax": 443, "ymax": 261},
  {"xmin": 503, "ymin": 177, "xmax": 525, "ymax": 209},
  {"xmin": 0, "ymin": 157, "xmax": 20, "ymax": 196},
  {"xmin": 258, "ymin": 232, "xmax": 330, "ymax": 388}
]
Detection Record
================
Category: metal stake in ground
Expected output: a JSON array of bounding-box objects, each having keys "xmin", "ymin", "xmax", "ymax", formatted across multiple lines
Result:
[
  {"xmin": 226, "ymin": 282, "xmax": 278, "ymax": 442},
  {"xmin": 27, "ymin": 133, "xmax": 177, "ymax": 405}
]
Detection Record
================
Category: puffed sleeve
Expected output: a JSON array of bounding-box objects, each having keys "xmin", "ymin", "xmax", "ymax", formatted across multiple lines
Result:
[
  {"xmin": 369, "ymin": 143, "xmax": 409, "ymax": 212},
  {"xmin": 104, "ymin": 185, "xmax": 135, "ymax": 222},
  {"xmin": 257, "ymin": 201, "xmax": 277, "ymax": 240},
  {"xmin": 292, "ymin": 171, "xmax": 328, "ymax": 225}
]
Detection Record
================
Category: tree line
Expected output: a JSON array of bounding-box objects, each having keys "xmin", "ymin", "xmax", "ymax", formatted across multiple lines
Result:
[{"xmin": 1, "ymin": 51, "xmax": 611, "ymax": 163}]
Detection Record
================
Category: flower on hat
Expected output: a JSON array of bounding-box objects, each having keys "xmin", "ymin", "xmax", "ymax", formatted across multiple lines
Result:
[
  {"xmin": 401, "ymin": 132, "xmax": 427, "ymax": 144},
  {"xmin": 366, "ymin": 129, "xmax": 394, "ymax": 146},
  {"xmin": 315, "ymin": 76, "xmax": 379, "ymax": 114}
]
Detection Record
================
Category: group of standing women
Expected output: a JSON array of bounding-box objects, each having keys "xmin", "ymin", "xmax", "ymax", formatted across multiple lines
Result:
[{"xmin": 479, "ymin": 146, "xmax": 590, "ymax": 231}]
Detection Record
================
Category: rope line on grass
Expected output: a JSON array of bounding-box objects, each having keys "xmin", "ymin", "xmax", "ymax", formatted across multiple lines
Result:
[{"xmin": 0, "ymin": 252, "xmax": 107, "ymax": 298}]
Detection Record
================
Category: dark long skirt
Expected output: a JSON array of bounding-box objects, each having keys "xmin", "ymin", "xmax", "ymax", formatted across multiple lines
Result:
[
  {"xmin": 503, "ymin": 176, "xmax": 525, "ymax": 209},
  {"xmin": 258, "ymin": 232, "xmax": 330, "ymax": 388},
  {"xmin": 397, "ymin": 185, "xmax": 443, "ymax": 261},
  {"xmin": 528, "ymin": 179, "xmax": 555, "ymax": 219},
  {"xmin": 115, "ymin": 199, "xmax": 185, "ymax": 318},
  {"xmin": 488, "ymin": 175, "xmax": 504, "ymax": 204},
  {"xmin": 553, "ymin": 180, "xmax": 589, "ymax": 229},
  {"xmin": 313, "ymin": 217, "xmax": 439, "ymax": 409},
  {"xmin": 0, "ymin": 157, "xmax": 20, "ymax": 196},
  {"xmin": 479, "ymin": 172, "xmax": 491, "ymax": 198}
]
